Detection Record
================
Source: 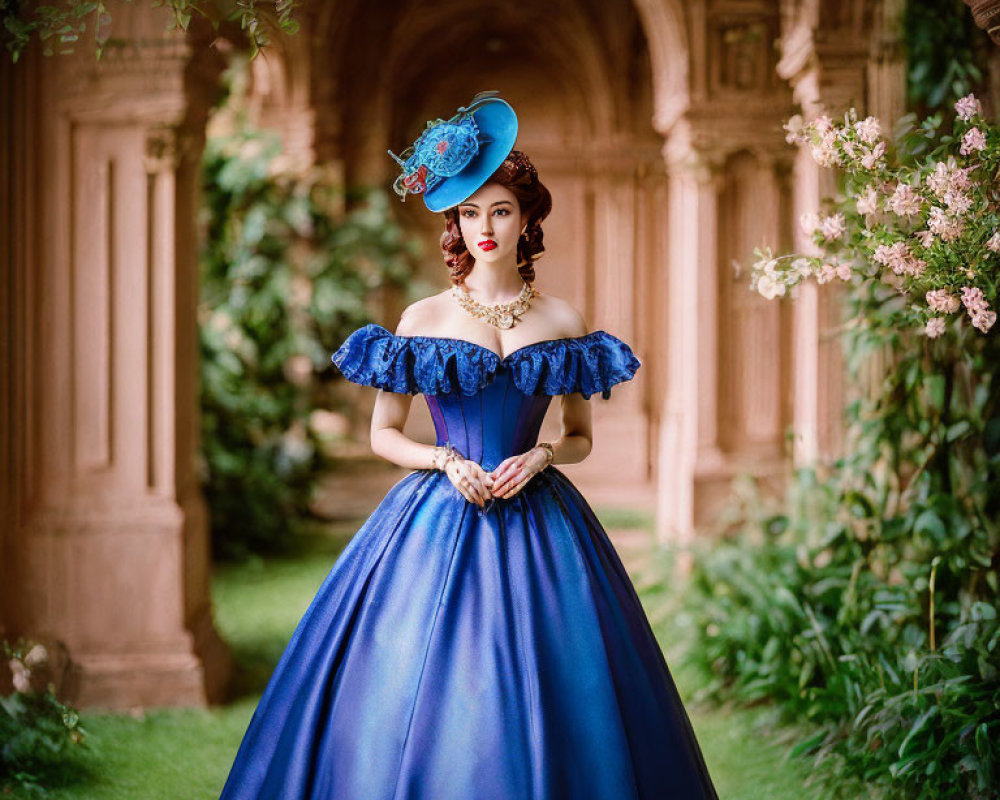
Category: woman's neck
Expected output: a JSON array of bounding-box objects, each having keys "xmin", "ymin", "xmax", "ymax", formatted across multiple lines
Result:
[{"xmin": 462, "ymin": 260, "xmax": 523, "ymax": 303}]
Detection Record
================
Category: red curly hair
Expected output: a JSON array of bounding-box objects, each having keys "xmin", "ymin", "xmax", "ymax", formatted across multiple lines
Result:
[{"xmin": 439, "ymin": 150, "xmax": 552, "ymax": 285}]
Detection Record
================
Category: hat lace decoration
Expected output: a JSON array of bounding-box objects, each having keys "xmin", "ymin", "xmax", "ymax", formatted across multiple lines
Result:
[{"xmin": 388, "ymin": 90, "xmax": 507, "ymax": 203}]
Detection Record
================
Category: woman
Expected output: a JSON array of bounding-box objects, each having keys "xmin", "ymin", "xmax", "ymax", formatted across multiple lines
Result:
[{"xmin": 219, "ymin": 91, "xmax": 719, "ymax": 800}]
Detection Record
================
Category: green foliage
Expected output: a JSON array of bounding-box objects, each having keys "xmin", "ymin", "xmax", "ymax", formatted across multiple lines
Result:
[
  {"xmin": 1, "ymin": 641, "xmax": 87, "ymax": 798},
  {"xmin": 1, "ymin": 0, "xmax": 300, "ymax": 62},
  {"xmin": 689, "ymin": 10, "xmax": 1000, "ymax": 794},
  {"xmin": 198, "ymin": 123, "xmax": 414, "ymax": 561},
  {"xmin": 902, "ymin": 0, "xmax": 992, "ymax": 113},
  {"xmin": 685, "ymin": 270, "xmax": 1000, "ymax": 798}
]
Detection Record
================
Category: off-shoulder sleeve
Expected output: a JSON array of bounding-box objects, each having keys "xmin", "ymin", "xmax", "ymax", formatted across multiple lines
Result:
[
  {"xmin": 330, "ymin": 324, "xmax": 408, "ymax": 391},
  {"xmin": 331, "ymin": 324, "xmax": 501, "ymax": 396},
  {"xmin": 508, "ymin": 331, "xmax": 640, "ymax": 399}
]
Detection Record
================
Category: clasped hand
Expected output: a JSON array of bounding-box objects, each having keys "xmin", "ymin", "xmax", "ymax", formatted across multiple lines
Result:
[{"xmin": 443, "ymin": 447, "xmax": 550, "ymax": 507}]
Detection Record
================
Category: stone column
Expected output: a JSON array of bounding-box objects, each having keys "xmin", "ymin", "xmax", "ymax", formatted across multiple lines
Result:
[
  {"xmin": 562, "ymin": 149, "xmax": 652, "ymax": 498},
  {"xmin": 656, "ymin": 123, "xmax": 795, "ymax": 550},
  {"xmin": 655, "ymin": 124, "xmax": 722, "ymax": 553},
  {"xmin": 2, "ymin": 10, "xmax": 229, "ymax": 708}
]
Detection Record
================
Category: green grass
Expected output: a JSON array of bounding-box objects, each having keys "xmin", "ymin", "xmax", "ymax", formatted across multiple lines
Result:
[
  {"xmin": 25, "ymin": 517, "xmax": 821, "ymax": 800},
  {"xmin": 633, "ymin": 545, "xmax": 826, "ymax": 800}
]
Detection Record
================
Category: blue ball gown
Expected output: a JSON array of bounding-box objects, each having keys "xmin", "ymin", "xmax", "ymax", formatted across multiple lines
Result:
[{"xmin": 219, "ymin": 324, "xmax": 719, "ymax": 800}]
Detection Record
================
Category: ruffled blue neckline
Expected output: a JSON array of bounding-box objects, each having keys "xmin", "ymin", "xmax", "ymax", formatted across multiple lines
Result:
[
  {"xmin": 389, "ymin": 329, "xmax": 609, "ymax": 363},
  {"xmin": 332, "ymin": 323, "xmax": 640, "ymax": 399}
]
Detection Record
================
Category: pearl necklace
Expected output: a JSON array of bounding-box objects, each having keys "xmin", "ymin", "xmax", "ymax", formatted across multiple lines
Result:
[{"xmin": 451, "ymin": 282, "xmax": 537, "ymax": 329}]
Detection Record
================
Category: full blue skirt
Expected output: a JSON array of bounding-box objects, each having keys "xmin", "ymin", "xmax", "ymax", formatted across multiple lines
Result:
[{"xmin": 219, "ymin": 469, "xmax": 718, "ymax": 799}]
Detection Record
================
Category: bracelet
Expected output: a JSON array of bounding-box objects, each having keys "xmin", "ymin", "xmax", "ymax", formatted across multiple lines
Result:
[
  {"xmin": 432, "ymin": 443, "xmax": 461, "ymax": 472},
  {"xmin": 535, "ymin": 442, "xmax": 554, "ymax": 469}
]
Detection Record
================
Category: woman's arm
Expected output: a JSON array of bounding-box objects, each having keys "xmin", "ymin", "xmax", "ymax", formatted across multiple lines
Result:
[
  {"xmin": 549, "ymin": 392, "xmax": 593, "ymax": 465},
  {"xmin": 369, "ymin": 389, "xmax": 433, "ymax": 469},
  {"xmin": 369, "ymin": 297, "xmax": 441, "ymax": 471},
  {"xmin": 369, "ymin": 389, "xmax": 494, "ymax": 507}
]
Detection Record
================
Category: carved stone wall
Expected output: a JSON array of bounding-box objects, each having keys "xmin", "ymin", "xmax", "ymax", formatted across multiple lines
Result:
[{"xmin": 0, "ymin": 9, "xmax": 230, "ymax": 708}]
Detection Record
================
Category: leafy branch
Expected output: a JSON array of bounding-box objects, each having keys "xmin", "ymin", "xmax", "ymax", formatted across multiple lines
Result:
[{"xmin": 1, "ymin": 0, "xmax": 300, "ymax": 62}]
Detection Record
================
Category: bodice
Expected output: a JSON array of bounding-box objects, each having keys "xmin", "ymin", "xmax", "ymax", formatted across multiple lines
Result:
[{"xmin": 332, "ymin": 324, "xmax": 640, "ymax": 469}]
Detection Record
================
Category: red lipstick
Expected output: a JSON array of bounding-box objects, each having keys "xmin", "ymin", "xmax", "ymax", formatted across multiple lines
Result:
[{"xmin": 478, "ymin": 239, "xmax": 497, "ymax": 251}]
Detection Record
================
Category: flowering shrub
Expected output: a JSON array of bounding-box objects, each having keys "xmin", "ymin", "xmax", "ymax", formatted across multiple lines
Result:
[
  {"xmin": 1, "ymin": 640, "xmax": 86, "ymax": 796},
  {"xmin": 751, "ymin": 94, "xmax": 999, "ymax": 339}
]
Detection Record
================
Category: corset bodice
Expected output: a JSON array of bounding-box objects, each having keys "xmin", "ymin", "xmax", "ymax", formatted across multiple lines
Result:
[{"xmin": 425, "ymin": 371, "xmax": 552, "ymax": 471}]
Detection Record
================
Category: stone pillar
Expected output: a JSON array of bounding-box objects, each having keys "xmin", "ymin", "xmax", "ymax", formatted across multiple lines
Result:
[
  {"xmin": 652, "ymin": 1, "xmax": 796, "ymax": 552},
  {"xmin": 1, "ymin": 10, "xmax": 229, "ymax": 708},
  {"xmin": 777, "ymin": 0, "xmax": 904, "ymax": 465},
  {"xmin": 655, "ymin": 123, "xmax": 794, "ymax": 553},
  {"xmin": 562, "ymin": 148, "xmax": 652, "ymax": 498},
  {"xmin": 655, "ymin": 131, "xmax": 721, "ymax": 551}
]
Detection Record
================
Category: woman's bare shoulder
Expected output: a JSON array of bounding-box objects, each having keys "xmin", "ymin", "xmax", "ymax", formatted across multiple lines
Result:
[
  {"xmin": 394, "ymin": 291, "xmax": 453, "ymax": 336},
  {"xmin": 533, "ymin": 291, "xmax": 588, "ymax": 338}
]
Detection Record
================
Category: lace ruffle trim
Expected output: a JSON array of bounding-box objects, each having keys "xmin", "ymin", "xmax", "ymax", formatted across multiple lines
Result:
[{"xmin": 331, "ymin": 324, "xmax": 640, "ymax": 399}]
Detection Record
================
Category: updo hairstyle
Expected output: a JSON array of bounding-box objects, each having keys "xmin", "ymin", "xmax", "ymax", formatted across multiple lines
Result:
[{"xmin": 440, "ymin": 150, "xmax": 552, "ymax": 285}]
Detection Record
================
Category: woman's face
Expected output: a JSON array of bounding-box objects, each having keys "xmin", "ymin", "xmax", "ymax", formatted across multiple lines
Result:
[{"xmin": 457, "ymin": 182, "xmax": 523, "ymax": 268}]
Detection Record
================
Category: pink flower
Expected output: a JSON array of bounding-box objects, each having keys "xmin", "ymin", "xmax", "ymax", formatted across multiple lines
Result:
[
  {"xmin": 783, "ymin": 115, "xmax": 805, "ymax": 144},
  {"xmin": 810, "ymin": 129, "xmax": 840, "ymax": 167},
  {"xmin": 943, "ymin": 190, "xmax": 972, "ymax": 215},
  {"xmin": 755, "ymin": 272, "xmax": 787, "ymax": 300},
  {"xmin": 820, "ymin": 213, "xmax": 846, "ymax": 241},
  {"xmin": 926, "ymin": 289, "xmax": 960, "ymax": 314},
  {"xmin": 961, "ymin": 286, "xmax": 989, "ymax": 315},
  {"xmin": 860, "ymin": 141, "xmax": 886, "ymax": 170},
  {"xmin": 906, "ymin": 257, "xmax": 927, "ymax": 277},
  {"xmin": 799, "ymin": 212, "xmax": 820, "ymax": 236},
  {"xmin": 926, "ymin": 159, "xmax": 971, "ymax": 198},
  {"xmin": 9, "ymin": 659, "xmax": 30, "ymax": 693},
  {"xmin": 856, "ymin": 186, "xmax": 879, "ymax": 215},
  {"xmin": 871, "ymin": 241, "xmax": 926, "ymax": 277},
  {"xmin": 12, "ymin": 670, "xmax": 31, "ymax": 693},
  {"xmin": 924, "ymin": 318, "xmax": 947, "ymax": 338},
  {"xmin": 790, "ymin": 258, "xmax": 813, "ymax": 279},
  {"xmin": 928, "ymin": 207, "xmax": 965, "ymax": 243},
  {"xmin": 887, "ymin": 183, "xmax": 922, "ymax": 217},
  {"xmin": 23, "ymin": 645, "xmax": 47, "ymax": 669},
  {"xmin": 835, "ymin": 262, "xmax": 853, "ymax": 281},
  {"xmin": 973, "ymin": 310, "xmax": 997, "ymax": 333},
  {"xmin": 873, "ymin": 241, "xmax": 911, "ymax": 273},
  {"xmin": 854, "ymin": 116, "xmax": 881, "ymax": 144},
  {"xmin": 960, "ymin": 286, "xmax": 995, "ymax": 332},
  {"xmin": 815, "ymin": 264, "xmax": 837, "ymax": 284},
  {"xmin": 954, "ymin": 94, "xmax": 982, "ymax": 121},
  {"xmin": 986, "ymin": 232, "xmax": 1000, "ymax": 253},
  {"xmin": 960, "ymin": 127, "xmax": 987, "ymax": 156},
  {"xmin": 812, "ymin": 115, "xmax": 832, "ymax": 133},
  {"xmin": 915, "ymin": 230, "xmax": 936, "ymax": 248}
]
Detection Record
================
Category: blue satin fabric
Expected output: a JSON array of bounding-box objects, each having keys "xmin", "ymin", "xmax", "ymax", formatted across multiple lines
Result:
[{"xmin": 219, "ymin": 329, "xmax": 719, "ymax": 800}]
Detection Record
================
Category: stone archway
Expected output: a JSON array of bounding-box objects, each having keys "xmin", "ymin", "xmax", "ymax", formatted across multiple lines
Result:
[
  {"xmin": 0, "ymin": 0, "xmax": 909, "ymax": 708},
  {"xmin": 305, "ymin": 0, "xmax": 673, "ymax": 502}
]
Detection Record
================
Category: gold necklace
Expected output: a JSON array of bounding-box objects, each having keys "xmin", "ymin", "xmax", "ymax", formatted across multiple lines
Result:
[{"xmin": 452, "ymin": 281, "xmax": 537, "ymax": 329}]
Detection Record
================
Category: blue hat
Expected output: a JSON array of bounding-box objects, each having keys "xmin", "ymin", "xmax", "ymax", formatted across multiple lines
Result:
[{"xmin": 387, "ymin": 91, "xmax": 518, "ymax": 213}]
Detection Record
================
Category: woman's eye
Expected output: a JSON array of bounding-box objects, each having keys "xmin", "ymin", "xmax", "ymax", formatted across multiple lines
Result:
[
  {"xmin": 495, "ymin": 209, "xmax": 509, "ymax": 216},
  {"xmin": 461, "ymin": 210, "xmax": 476, "ymax": 218}
]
